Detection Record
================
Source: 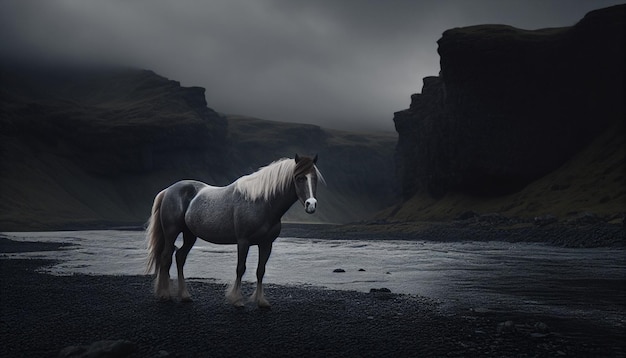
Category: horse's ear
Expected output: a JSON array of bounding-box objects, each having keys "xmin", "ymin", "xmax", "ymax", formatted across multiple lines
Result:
[
  {"xmin": 295, "ymin": 154, "xmax": 301, "ymax": 163},
  {"xmin": 313, "ymin": 154, "xmax": 318, "ymax": 164}
]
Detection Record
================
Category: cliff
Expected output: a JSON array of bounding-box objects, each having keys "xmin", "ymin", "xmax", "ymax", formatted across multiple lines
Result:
[
  {"xmin": 0, "ymin": 65, "xmax": 396, "ymax": 230},
  {"xmin": 0, "ymin": 65, "xmax": 230, "ymax": 229},
  {"xmin": 392, "ymin": 5, "xmax": 625, "ymax": 221}
]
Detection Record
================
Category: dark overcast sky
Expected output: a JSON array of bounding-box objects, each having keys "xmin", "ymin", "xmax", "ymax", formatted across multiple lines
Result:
[{"xmin": 1, "ymin": 0, "xmax": 623, "ymax": 131}]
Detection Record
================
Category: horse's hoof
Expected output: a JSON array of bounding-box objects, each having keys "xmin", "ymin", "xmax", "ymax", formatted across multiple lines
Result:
[
  {"xmin": 258, "ymin": 302, "xmax": 271, "ymax": 309},
  {"xmin": 226, "ymin": 291, "xmax": 245, "ymax": 307},
  {"xmin": 255, "ymin": 295, "xmax": 271, "ymax": 309},
  {"xmin": 157, "ymin": 295, "xmax": 172, "ymax": 302},
  {"xmin": 180, "ymin": 296, "xmax": 193, "ymax": 303},
  {"xmin": 233, "ymin": 301, "xmax": 245, "ymax": 308}
]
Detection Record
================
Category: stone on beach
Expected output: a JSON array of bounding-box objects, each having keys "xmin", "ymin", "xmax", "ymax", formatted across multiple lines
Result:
[{"xmin": 58, "ymin": 340, "xmax": 136, "ymax": 358}]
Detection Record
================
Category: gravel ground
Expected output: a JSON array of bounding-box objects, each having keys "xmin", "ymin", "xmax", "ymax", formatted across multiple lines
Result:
[{"xmin": 1, "ymin": 236, "xmax": 625, "ymax": 357}]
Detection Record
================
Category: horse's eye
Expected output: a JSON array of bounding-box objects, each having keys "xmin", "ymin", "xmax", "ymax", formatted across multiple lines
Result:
[{"xmin": 296, "ymin": 176, "xmax": 306, "ymax": 182}]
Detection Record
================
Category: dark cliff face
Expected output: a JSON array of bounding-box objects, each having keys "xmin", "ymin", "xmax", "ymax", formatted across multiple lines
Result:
[
  {"xmin": 1, "ymin": 66, "xmax": 230, "ymax": 178},
  {"xmin": 394, "ymin": 5, "xmax": 625, "ymax": 201},
  {"xmin": 0, "ymin": 65, "xmax": 231, "ymax": 229}
]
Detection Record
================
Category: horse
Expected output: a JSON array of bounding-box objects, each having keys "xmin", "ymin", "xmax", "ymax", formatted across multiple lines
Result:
[{"xmin": 145, "ymin": 154, "xmax": 324, "ymax": 307}]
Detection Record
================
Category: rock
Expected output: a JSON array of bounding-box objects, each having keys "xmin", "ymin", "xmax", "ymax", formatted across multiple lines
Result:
[
  {"xmin": 534, "ymin": 214, "xmax": 558, "ymax": 226},
  {"xmin": 550, "ymin": 183, "xmax": 571, "ymax": 191},
  {"xmin": 59, "ymin": 340, "xmax": 136, "ymax": 358},
  {"xmin": 333, "ymin": 268, "xmax": 346, "ymax": 273},
  {"xmin": 370, "ymin": 288, "xmax": 394, "ymax": 300},
  {"xmin": 0, "ymin": 66, "xmax": 229, "ymax": 230},
  {"xmin": 533, "ymin": 322, "xmax": 550, "ymax": 333},
  {"xmin": 455, "ymin": 211, "xmax": 480, "ymax": 221},
  {"xmin": 568, "ymin": 212, "xmax": 603, "ymax": 225},
  {"xmin": 497, "ymin": 320, "xmax": 517, "ymax": 334},
  {"xmin": 394, "ymin": 5, "xmax": 625, "ymax": 201},
  {"xmin": 358, "ymin": 268, "xmax": 366, "ymax": 272},
  {"xmin": 370, "ymin": 288, "xmax": 392, "ymax": 293},
  {"xmin": 471, "ymin": 307, "xmax": 491, "ymax": 313},
  {"xmin": 478, "ymin": 213, "xmax": 510, "ymax": 225}
]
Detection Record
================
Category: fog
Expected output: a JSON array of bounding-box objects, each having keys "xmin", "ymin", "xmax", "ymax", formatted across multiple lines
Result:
[{"xmin": 1, "ymin": 0, "xmax": 623, "ymax": 131}]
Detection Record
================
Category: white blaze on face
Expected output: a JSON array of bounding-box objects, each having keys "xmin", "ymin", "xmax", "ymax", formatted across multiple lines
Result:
[{"xmin": 304, "ymin": 173, "xmax": 317, "ymax": 214}]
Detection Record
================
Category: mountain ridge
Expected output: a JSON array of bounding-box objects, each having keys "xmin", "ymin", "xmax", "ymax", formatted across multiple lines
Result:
[{"xmin": 0, "ymin": 65, "xmax": 396, "ymax": 230}]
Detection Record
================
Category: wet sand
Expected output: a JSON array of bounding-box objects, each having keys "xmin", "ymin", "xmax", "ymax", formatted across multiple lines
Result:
[{"xmin": 1, "ymin": 236, "xmax": 624, "ymax": 357}]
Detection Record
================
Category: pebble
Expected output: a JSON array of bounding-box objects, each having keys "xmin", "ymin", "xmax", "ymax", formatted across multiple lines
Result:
[
  {"xmin": 59, "ymin": 340, "xmax": 136, "ymax": 358},
  {"xmin": 370, "ymin": 288, "xmax": 392, "ymax": 293},
  {"xmin": 472, "ymin": 307, "xmax": 491, "ymax": 313},
  {"xmin": 497, "ymin": 320, "xmax": 516, "ymax": 334},
  {"xmin": 534, "ymin": 321, "xmax": 549, "ymax": 333},
  {"xmin": 530, "ymin": 333, "xmax": 549, "ymax": 338}
]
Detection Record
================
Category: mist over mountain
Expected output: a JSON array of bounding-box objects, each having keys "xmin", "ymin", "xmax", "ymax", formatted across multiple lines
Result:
[
  {"xmin": 0, "ymin": 65, "xmax": 396, "ymax": 230},
  {"xmin": 3, "ymin": 0, "xmax": 622, "ymax": 132}
]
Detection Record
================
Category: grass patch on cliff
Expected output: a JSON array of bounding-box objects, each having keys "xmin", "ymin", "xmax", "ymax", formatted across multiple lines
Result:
[{"xmin": 389, "ymin": 120, "xmax": 625, "ymax": 222}]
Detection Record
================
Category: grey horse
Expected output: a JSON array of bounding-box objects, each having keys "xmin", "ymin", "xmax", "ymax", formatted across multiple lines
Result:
[{"xmin": 146, "ymin": 155, "xmax": 323, "ymax": 307}]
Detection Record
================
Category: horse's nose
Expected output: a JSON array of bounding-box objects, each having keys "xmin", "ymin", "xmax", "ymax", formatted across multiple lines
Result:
[{"xmin": 305, "ymin": 198, "xmax": 317, "ymax": 214}]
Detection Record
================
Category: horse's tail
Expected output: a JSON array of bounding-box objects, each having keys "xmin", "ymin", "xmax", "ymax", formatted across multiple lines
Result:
[{"xmin": 145, "ymin": 189, "xmax": 166, "ymax": 275}]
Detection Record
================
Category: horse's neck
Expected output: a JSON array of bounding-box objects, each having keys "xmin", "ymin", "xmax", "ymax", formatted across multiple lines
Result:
[{"xmin": 269, "ymin": 181, "xmax": 298, "ymax": 219}]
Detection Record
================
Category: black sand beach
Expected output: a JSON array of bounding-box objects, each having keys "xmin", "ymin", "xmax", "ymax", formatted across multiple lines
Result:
[{"xmin": 1, "ymin": 235, "xmax": 625, "ymax": 357}]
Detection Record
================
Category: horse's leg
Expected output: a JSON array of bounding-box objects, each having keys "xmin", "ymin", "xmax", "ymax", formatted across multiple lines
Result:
[
  {"xmin": 156, "ymin": 231, "xmax": 177, "ymax": 301},
  {"xmin": 175, "ymin": 230, "xmax": 197, "ymax": 302},
  {"xmin": 226, "ymin": 240, "xmax": 249, "ymax": 307},
  {"xmin": 251, "ymin": 241, "xmax": 273, "ymax": 308}
]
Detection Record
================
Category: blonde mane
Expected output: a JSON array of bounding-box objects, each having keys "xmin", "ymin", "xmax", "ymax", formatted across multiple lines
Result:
[
  {"xmin": 235, "ymin": 158, "xmax": 296, "ymax": 201},
  {"xmin": 234, "ymin": 158, "xmax": 324, "ymax": 202}
]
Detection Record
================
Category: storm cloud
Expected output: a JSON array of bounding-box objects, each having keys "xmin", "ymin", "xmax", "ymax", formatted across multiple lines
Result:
[{"xmin": 1, "ymin": 0, "xmax": 623, "ymax": 130}]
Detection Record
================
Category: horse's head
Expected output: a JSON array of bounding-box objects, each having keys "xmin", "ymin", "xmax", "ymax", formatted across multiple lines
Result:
[{"xmin": 294, "ymin": 154, "xmax": 321, "ymax": 214}]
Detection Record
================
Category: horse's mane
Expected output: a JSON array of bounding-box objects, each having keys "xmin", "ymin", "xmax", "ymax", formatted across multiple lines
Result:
[{"xmin": 234, "ymin": 158, "xmax": 324, "ymax": 202}]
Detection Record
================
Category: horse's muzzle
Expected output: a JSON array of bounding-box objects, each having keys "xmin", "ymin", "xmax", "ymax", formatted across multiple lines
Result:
[{"xmin": 305, "ymin": 198, "xmax": 317, "ymax": 214}]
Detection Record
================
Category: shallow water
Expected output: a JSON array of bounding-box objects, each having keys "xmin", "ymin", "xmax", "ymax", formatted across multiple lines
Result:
[{"xmin": 2, "ymin": 230, "xmax": 625, "ymax": 328}]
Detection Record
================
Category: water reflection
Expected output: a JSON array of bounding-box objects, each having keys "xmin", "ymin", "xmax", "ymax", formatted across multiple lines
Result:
[{"xmin": 2, "ymin": 230, "xmax": 625, "ymax": 327}]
